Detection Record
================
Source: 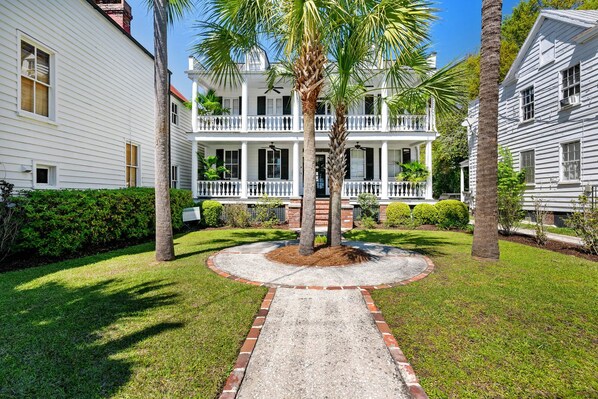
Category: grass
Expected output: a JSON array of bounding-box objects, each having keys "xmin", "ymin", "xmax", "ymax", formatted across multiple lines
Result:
[
  {"xmin": 345, "ymin": 229, "xmax": 598, "ymax": 399},
  {"xmin": 0, "ymin": 229, "xmax": 294, "ymax": 399},
  {"xmin": 517, "ymin": 221, "xmax": 579, "ymax": 237}
]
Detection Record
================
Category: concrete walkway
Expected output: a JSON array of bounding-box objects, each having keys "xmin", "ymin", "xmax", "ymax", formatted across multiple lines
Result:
[
  {"xmin": 515, "ymin": 226, "xmax": 583, "ymax": 246},
  {"xmin": 212, "ymin": 241, "xmax": 433, "ymax": 399}
]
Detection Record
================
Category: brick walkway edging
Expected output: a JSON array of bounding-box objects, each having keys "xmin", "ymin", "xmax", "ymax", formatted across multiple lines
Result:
[
  {"xmin": 206, "ymin": 251, "xmax": 436, "ymax": 290},
  {"xmin": 361, "ymin": 289, "xmax": 429, "ymax": 399},
  {"xmin": 219, "ymin": 288, "xmax": 276, "ymax": 399}
]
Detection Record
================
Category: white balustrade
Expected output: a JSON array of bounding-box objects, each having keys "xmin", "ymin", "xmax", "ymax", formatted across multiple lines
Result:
[
  {"xmin": 196, "ymin": 115, "xmax": 242, "ymax": 131},
  {"xmin": 346, "ymin": 114, "xmax": 381, "ymax": 131},
  {"xmin": 390, "ymin": 115, "xmax": 428, "ymax": 131},
  {"xmin": 247, "ymin": 181, "xmax": 293, "ymax": 197},
  {"xmin": 342, "ymin": 180, "xmax": 382, "ymax": 198},
  {"xmin": 247, "ymin": 115, "xmax": 293, "ymax": 131},
  {"xmin": 387, "ymin": 181, "xmax": 426, "ymax": 198},
  {"xmin": 196, "ymin": 180, "xmax": 241, "ymax": 197}
]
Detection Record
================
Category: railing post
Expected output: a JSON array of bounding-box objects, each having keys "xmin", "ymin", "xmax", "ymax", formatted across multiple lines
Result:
[
  {"xmin": 425, "ymin": 140, "xmax": 433, "ymax": 199},
  {"xmin": 292, "ymin": 142, "xmax": 300, "ymax": 197},
  {"xmin": 381, "ymin": 81, "xmax": 389, "ymax": 132},
  {"xmin": 381, "ymin": 141, "xmax": 389, "ymax": 199},
  {"xmin": 191, "ymin": 140, "xmax": 198, "ymax": 198},
  {"xmin": 241, "ymin": 79, "xmax": 248, "ymax": 132},
  {"xmin": 293, "ymin": 91, "xmax": 301, "ymax": 132},
  {"xmin": 241, "ymin": 141, "xmax": 248, "ymax": 198},
  {"xmin": 191, "ymin": 78, "xmax": 198, "ymax": 132}
]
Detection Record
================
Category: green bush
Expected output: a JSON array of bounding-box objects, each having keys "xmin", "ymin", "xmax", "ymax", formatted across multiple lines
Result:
[
  {"xmin": 361, "ymin": 216, "xmax": 377, "ymax": 229},
  {"xmin": 385, "ymin": 202, "xmax": 411, "ymax": 227},
  {"xmin": 16, "ymin": 188, "xmax": 193, "ymax": 257},
  {"xmin": 412, "ymin": 203, "xmax": 438, "ymax": 225},
  {"xmin": 222, "ymin": 204, "xmax": 251, "ymax": 228},
  {"xmin": 435, "ymin": 200, "xmax": 469, "ymax": 229},
  {"xmin": 201, "ymin": 200, "xmax": 223, "ymax": 227},
  {"xmin": 357, "ymin": 193, "xmax": 379, "ymax": 220},
  {"xmin": 255, "ymin": 195, "xmax": 283, "ymax": 228}
]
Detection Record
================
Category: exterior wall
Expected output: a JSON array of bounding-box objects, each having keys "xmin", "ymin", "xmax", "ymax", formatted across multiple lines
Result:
[
  {"xmin": 170, "ymin": 95, "xmax": 192, "ymax": 189},
  {"xmin": 468, "ymin": 17, "xmax": 598, "ymax": 213}
]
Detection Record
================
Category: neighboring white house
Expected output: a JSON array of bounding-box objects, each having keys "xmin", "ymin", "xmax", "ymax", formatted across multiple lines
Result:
[
  {"xmin": 464, "ymin": 10, "xmax": 598, "ymax": 226},
  {"xmin": 0, "ymin": 0, "xmax": 192, "ymax": 191},
  {"xmin": 185, "ymin": 50, "xmax": 438, "ymax": 215}
]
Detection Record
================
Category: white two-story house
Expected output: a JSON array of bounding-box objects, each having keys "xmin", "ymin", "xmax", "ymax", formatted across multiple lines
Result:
[
  {"xmin": 465, "ymin": 10, "xmax": 598, "ymax": 226},
  {"xmin": 186, "ymin": 49, "xmax": 438, "ymax": 225},
  {"xmin": 0, "ymin": 0, "xmax": 192, "ymax": 191}
]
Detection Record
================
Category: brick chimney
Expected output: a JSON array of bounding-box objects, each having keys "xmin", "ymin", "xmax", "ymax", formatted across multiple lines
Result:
[{"xmin": 95, "ymin": 0, "xmax": 133, "ymax": 34}]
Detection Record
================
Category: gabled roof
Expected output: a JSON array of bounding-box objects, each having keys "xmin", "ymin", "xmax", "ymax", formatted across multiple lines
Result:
[
  {"xmin": 503, "ymin": 9, "xmax": 598, "ymax": 84},
  {"xmin": 170, "ymin": 85, "xmax": 188, "ymax": 103}
]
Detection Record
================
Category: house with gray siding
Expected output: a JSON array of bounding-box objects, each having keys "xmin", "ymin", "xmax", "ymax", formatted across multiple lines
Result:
[
  {"xmin": 464, "ymin": 10, "xmax": 598, "ymax": 225},
  {"xmin": 0, "ymin": 0, "xmax": 192, "ymax": 191}
]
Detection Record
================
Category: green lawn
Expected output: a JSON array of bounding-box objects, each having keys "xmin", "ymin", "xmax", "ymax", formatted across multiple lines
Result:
[
  {"xmin": 346, "ymin": 229, "xmax": 598, "ymax": 399},
  {"xmin": 0, "ymin": 229, "xmax": 294, "ymax": 399},
  {"xmin": 517, "ymin": 222, "xmax": 579, "ymax": 237}
]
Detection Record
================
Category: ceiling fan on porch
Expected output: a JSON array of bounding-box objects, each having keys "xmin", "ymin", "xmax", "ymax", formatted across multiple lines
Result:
[
  {"xmin": 260, "ymin": 142, "xmax": 281, "ymax": 151},
  {"xmin": 350, "ymin": 142, "xmax": 370, "ymax": 151},
  {"xmin": 262, "ymin": 86, "xmax": 284, "ymax": 94}
]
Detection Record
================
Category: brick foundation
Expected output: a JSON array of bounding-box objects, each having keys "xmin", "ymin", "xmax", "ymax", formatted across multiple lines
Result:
[
  {"xmin": 341, "ymin": 199, "xmax": 354, "ymax": 229},
  {"xmin": 287, "ymin": 198, "xmax": 302, "ymax": 229},
  {"xmin": 379, "ymin": 204, "xmax": 388, "ymax": 222},
  {"xmin": 287, "ymin": 198, "xmax": 354, "ymax": 229}
]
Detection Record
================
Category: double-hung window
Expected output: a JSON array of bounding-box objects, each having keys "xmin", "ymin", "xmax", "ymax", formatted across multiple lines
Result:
[
  {"xmin": 171, "ymin": 102, "xmax": 178, "ymax": 125},
  {"xmin": 387, "ymin": 149, "xmax": 402, "ymax": 178},
  {"xmin": 224, "ymin": 150, "xmax": 240, "ymax": 179},
  {"xmin": 266, "ymin": 149, "xmax": 281, "ymax": 179},
  {"xmin": 350, "ymin": 149, "xmax": 365, "ymax": 180},
  {"xmin": 520, "ymin": 150, "xmax": 535, "ymax": 184},
  {"xmin": 171, "ymin": 165, "xmax": 179, "ymax": 188},
  {"xmin": 561, "ymin": 141, "xmax": 580, "ymax": 182},
  {"xmin": 20, "ymin": 39, "xmax": 53, "ymax": 118},
  {"xmin": 561, "ymin": 64, "xmax": 580, "ymax": 107},
  {"xmin": 520, "ymin": 87, "xmax": 534, "ymax": 122},
  {"xmin": 126, "ymin": 142, "xmax": 140, "ymax": 187}
]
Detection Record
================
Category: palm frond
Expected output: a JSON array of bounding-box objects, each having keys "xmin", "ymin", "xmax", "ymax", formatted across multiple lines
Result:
[{"xmin": 143, "ymin": 0, "xmax": 195, "ymax": 24}]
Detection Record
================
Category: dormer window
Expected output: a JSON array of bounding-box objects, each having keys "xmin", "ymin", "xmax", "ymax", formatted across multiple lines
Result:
[
  {"xmin": 245, "ymin": 48, "xmax": 269, "ymax": 71},
  {"xmin": 560, "ymin": 64, "xmax": 580, "ymax": 108},
  {"xmin": 539, "ymin": 35, "xmax": 555, "ymax": 66}
]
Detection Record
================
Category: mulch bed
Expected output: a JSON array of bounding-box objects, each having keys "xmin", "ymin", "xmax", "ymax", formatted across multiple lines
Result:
[
  {"xmin": 265, "ymin": 244, "xmax": 371, "ymax": 267},
  {"xmin": 499, "ymin": 233, "xmax": 597, "ymax": 262}
]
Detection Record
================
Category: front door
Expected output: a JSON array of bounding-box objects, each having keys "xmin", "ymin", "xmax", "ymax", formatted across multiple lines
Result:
[{"xmin": 315, "ymin": 154, "xmax": 327, "ymax": 197}]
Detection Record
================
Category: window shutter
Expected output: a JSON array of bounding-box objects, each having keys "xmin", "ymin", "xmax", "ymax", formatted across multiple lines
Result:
[
  {"xmin": 378, "ymin": 147, "xmax": 382, "ymax": 179},
  {"xmin": 366, "ymin": 148, "xmax": 374, "ymax": 180},
  {"xmin": 365, "ymin": 95, "xmax": 375, "ymax": 115},
  {"xmin": 402, "ymin": 148, "xmax": 411, "ymax": 164},
  {"xmin": 258, "ymin": 149, "xmax": 266, "ymax": 180},
  {"xmin": 283, "ymin": 96, "xmax": 292, "ymax": 115},
  {"xmin": 281, "ymin": 149, "xmax": 289, "ymax": 180},
  {"xmin": 216, "ymin": 149, "xmax": 224, "ymax": 179},
  {"xmin": 257, "ymin": 96, "xmax": 266, "ymax": 115},
  {"xmin": 345, "ymin": 149, "xmax": 351, "ymax": 179},
  {"xmin": 238, "ymin": 148, "xmax": 242, "ymax": 179},
  {"xmin": 238, "ymin": 96, "xmax": 242, "ymax": 116}
]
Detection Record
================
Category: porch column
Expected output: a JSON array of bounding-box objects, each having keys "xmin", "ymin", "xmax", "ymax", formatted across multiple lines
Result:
[
  {"xmin": 292, "ymin": 91, "xmax": 301, "ymax": 132},
  {"xmin": 460, "ymin": 165, "xmax": 465, "ymax": 202},
  {"xmin": 425, "ymin": 140, "xmax": 433, "ymax": 199},
  {"xmin": 292, "ymin": 141, "xmax": 300, "ymax": 197},
  {"xmin": 191, "ymin": 78, "xmax": 198, "ymax": 131},
  {"xmin": 241, "ymin": 141, "xmax": 248, "ymax": 198},
  {"xmin": 241, "ymin": 79, "xmax": 248, "ymax": 132},
  {"xmin": 191, "ymin": 140, "xmax": 198, "ymax": 198},
  {"xmin": 381, "ymin": 141, "xmax": 389, "ymax": 199},
  {"xmin": 381, "ymin": 81, "xmax": 389, "ymax": 132}
]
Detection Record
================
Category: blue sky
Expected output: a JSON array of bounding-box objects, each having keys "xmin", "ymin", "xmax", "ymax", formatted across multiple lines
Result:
[{"xmin": 127, "ymin": 0, "xmax": 521, "ymax": 99}]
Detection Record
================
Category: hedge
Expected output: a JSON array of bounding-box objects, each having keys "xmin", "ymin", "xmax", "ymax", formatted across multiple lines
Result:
[
  {"xmin": 435, "ymin": 200, "xmax": 469, "ymax": 229},
  {"xmin": 412, "ymin": 203, "xmax": 439, "ymax": 225},
  {"xmin": 385, "ymin": 202, "xmax": 411, "ymax": 227},
  {"xmin": 200, "ymin": 200, "xmax": 223, "ymax": 227},
  {"xmin": 16, "ymin": 188, "xmax": 194, "ymax": 257}
]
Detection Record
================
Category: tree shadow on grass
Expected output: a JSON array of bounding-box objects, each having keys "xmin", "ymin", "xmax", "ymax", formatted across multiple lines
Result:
[
  {"xmin": 345, "ymin": 230, "xmax": 455, "ymax": 257},
  {"xmin": 0, "ymin": 277, "xmax": 182, "ymax": 398}
]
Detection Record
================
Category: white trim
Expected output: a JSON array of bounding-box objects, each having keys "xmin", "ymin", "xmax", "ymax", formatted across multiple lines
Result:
[
  {"xmin": 558, "ymin": 62, "xmax": 582, "ymax": 110},
  {"xmin": 125, "ymin": 140, "xmax": 141, "ymax": 187},
  {"xmin": 32, "ymin": 161, "xmax": 59, "ymax": 189},
  {"xmin": 519, "ymin": 148, "xmax": 536, "ymax": 185},
  {"xmin": 559, "ymin": 139, "xmax": 582, "ymax": 183}
]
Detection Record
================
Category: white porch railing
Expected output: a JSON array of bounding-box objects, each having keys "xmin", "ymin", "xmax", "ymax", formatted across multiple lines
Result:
[
  {"xmin": 197, "ymin": 115, "xmax": 242, "ymax": 131},
  {"xmin": 346, "ymin": 114, "xmax": 381, "ymax": 131},
  {"xmin": 387, "ymin": 181, "xmax": 426, "ymax": 198},
  {"xmin": 342, "ymin": 180, "xmax": 383, "ymax": 198},
  {"xmin": 247, "ymin": 115, "xmax": 293, "ymax": 131},
  {"xmin": 197, "ymin": 180, "xmax": 241, "ymax": 197},
  {"xmin": 247, "ymin": 181, "xmax": 293, "ymax": 197},
  {"xmin": 390, "ymin": 115, "xmax": 428, "ymax": 131}
]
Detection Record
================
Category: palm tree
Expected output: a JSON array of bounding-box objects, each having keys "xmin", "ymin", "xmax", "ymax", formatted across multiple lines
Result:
[
  {"xmin": 148, "ymin": 0, "xmax": 193, "ymax": 261},
  {"xmin": 472, "ymin": 0, "xmax": 502, "ymax": 260},
  {"xmin": 196, "ymin": 0, "xmax": 333, "ymax": 255}
]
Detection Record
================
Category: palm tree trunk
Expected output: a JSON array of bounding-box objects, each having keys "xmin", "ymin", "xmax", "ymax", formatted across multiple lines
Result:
[
  {"xmin": 327, "ymin": 109, "xmax": 347, "ymax": 247},
  {"xmin": 472, "ymin": 0, "xmax": 502, "ymax": 260},
  {"xmin": 153, "ymin": 0, "xmax": 175, "ymax": 261}
]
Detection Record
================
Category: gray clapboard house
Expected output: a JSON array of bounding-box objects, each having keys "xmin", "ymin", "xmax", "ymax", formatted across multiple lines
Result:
[{"xmin": 464, "ymin": 10, "xmax": 598, "ymax": 226}]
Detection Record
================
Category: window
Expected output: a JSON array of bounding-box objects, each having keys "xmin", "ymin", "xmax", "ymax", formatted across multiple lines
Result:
[
  {"xmin": 222, "ymin": 98, "xmax": 240, "ymax": 115},
  {"xmin": 520, "ymin": 150, "xmax": 535, "ymax": 184},
  {"xmin": 34, "ymin": 164, "xmax": 56, "ymax": 187},
  {"xmin": 539, "ymin": 35, "xmax": 555, "ymax": 65},
  {"xmin": 561, "ymin": 141, "xmax": 580, "ymax": 182},
  {"xmin": 171, "ymin": 165, "xmax": 179, "ymax": 188},
  {"xmin": 350, "ymin": 149, "xmax": 365, "ymax": 180},
  {"xmin": 171, "ymin": 102, "xmax": 178, "ymax": 125},
  {"xmin": 266, "ymin": 98, "xmax": 282, "ymax": 115},
  {"xmin": 266, "ymin": 149, "xmax": 281, "ymax": 179},
  {"xmin": 561, "ymin": 64, "xmax": 580, "ymax": 107},
  {"xmin": 520, "ymin": 87, "xmax": 534, "ymax": 122},
  {"xmin": 388, "ymin": 149, "xmax": 402, "ymax": 178},
  {"xmin": 20, "ymin": 39, "xmax": 52, "ymax": 118},
  {"xmin": 126, "ymin": 142, "xmax": 139, "ymax": 187},
  {"xmin": 224, "ymin": 150, "xmax": 239, "ymax": 179}
]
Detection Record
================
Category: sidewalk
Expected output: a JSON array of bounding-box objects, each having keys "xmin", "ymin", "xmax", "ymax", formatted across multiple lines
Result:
[{"xmin": 514, "ymin": 226, "xmax": 582, "ymax": 246}]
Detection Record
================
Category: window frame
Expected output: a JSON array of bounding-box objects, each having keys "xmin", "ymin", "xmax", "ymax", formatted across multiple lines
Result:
[
  {"xmin": 559, "ymin": 63, "xmax": 581, "ymax": 109},
  {"xmin": 125, "ymin": 141, "xmax": 141, "ymax": 188},
  {"xmin": 32, "ymin": 161, "xmax": 58, "ymax": 189},
  {"xmin": 17, "ymin": 32, "xmax": 57, "ymax": 122},
  {"xmin": 266, "ymin": 148, "xmax": 281, "ymax": 180},
  {"xmin": 171, "ymin": 165, "xmax": 179, "ymax": 188},
  {"xmin": 171, "ymin": 102, "xmax": 179, "ymax": 125},
  {"xmin": 520, "ymin": 149, "xmax": 535, "ymax": 185},
  {"xmin": 560, "ymin": 140, "xmax": 581, "ymax": 183},
  {"xmin": 387, "ymin": 149, "xmax": 402, "ymax": 179},
  {"xmin": 349, "ymin": 148, "xmax": 366, "ymax": 180},
  {"xmin": 223, "ymin": 149, "xmax": 240, "ymax": 180},
  {"xmin": 519, "ymin": 86, "xmax": 535, "ymax": 123}
]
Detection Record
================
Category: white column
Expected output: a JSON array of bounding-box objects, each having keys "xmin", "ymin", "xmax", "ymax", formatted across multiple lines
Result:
[
  {"xmin": 381, "ymin": 141, "xmax": 389, "ymax": 199},
  {"xmin": 425, "ymin": 140, "xmax": 433, "ymax": 199},
  {"xmin": 292, "ymin": 141, "xmax": 300, "ymax": 197},
  {"xmin": 241, "ymin": 79, "xmax": 248, "ymax": 132},
  {"xmin": 460, "ymin": 165, "xmax": 465, "ymax": 202},
  {"xmin": 191, "ymin": 78, "xmax": 198, "ymax": 131},
  {"xmin": 241, "ymin": 141, "xmax": 248, "ymax": 198},
  {"xmin": 191, "ymin": 140, "xmax": 198, "ymax": 198},
  {"xmin": 292, "ymin": 91, "xmax": 301, "ymax": 132},
  {"xmin": 381, "ymin": 81, "xmax": 389, "ymax": 132},
  {"xmin": 430, "ymin": 97, "xmax": 437, "ymax": 131}
]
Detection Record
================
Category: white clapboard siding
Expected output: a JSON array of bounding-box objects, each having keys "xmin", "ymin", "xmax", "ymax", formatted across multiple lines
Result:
[
  {"xmin": 170, "ymin": 95, "xmax": 193, "ymax": 190},
  {"xmin": 468, "ymin": 15, "xmax": 598, "ymax": 213}
]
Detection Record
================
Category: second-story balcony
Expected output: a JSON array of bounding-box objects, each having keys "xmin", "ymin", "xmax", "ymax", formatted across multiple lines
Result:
[{"xmin": 195, "ymin": 114, "xmax": 430, "ymax": 133}]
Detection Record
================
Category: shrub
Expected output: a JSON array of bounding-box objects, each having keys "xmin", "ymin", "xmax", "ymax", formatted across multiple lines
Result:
[
  {"xmin": 566, "ymin": 195, "xmax": 598, "ymax": 255},
  {"xmin": 435, "ymin": 200, "xmax": 469, "ymax": 229},
  {"xmin": 16, "ymin": 188, "xmax": 193, "ymax": 257},
  {"xmin": 385, "ymin": 202, "xmax": 411, "ymax": 227},
  {"xmin": 357, "ymin": 193, "xmax": 379, "ymax": 220},
  {"xmin": 315, "ymin": 235, "xmax": 327, "ymax": 245},
  {"xmin": 412, "ymin": 203, "xmax": 438, "ymax": 225},
  {"xmin": 222, "ymin": 204, "xmax": 251, "ymax": 228},
  {"xmin": 498, "ymin": 147, "xmax": 526, "ymax": 235},
  {"xmin": 201, "ymin": 200, "xmax": 223, "ymax": 227},
  {"xmin": 532, "ymin": 197, "xmax": 548, "ymax": 246},
  {"xmin": 361, "ymin": 216, "xmax": 377, "ymax": 229},
  {"xmin": 255, "ymin": 195, "xmax": 283, "ymax": 228},
  {"xmin": 0, "ymin": 180, "xmax": 23, "ymax": 261}
]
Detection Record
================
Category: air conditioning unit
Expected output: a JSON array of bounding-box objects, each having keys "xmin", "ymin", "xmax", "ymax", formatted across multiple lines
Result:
[{"xmin": 560, "ymin": 94, "xmax": 580, "ymax": 107}]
